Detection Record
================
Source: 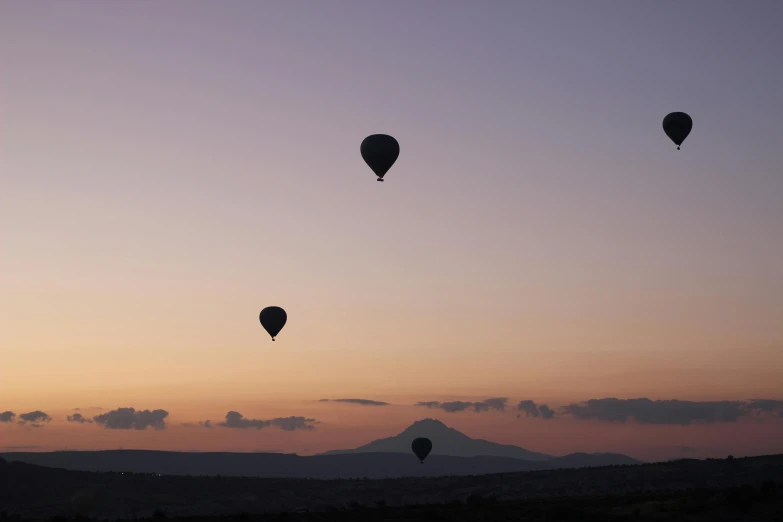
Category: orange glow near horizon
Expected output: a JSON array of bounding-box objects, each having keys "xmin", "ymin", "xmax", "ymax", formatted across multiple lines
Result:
[{"xmin": 2, "ymin": 2, "xmax": 782, "ymax": 461}]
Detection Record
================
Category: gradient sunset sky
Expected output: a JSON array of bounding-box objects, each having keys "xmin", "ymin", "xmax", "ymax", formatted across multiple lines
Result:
[{"xmin": 2, "ymin": 1, "xmax": 782, "ymax": 462}]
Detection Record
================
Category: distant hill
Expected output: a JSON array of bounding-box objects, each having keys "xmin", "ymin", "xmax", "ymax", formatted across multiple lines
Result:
[
  {"xmin": 319, "ymin": 418, "xmax": 552, "ymax": 461},
  {"xmin": 544, "ymin": 452, "xmax": 641, "ymax": 468},
  {"xmin": 1, "ymin": 419, "xmax": 640, "ymax": 479},
  {"xmin": 1, "ymin": 454, "xmax": 782, "ymax": 519},
  {"xmin": 0, "ymin": 449, "xmax": 637, "ymax": 480}
]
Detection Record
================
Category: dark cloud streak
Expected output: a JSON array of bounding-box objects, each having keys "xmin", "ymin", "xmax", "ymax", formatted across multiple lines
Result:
[
  {"xmin": 271, "ymin": 417, "xmax": 316, "ymax": 431},
  {"xmin": 181, "ymin": 420, "xmax": 213, "ymax": 429},
  {"xmin": 416, "ymin": 398, "xmax": 507, "ymax": 413},
  {"xmin": 217, "ymin": 412, "xmax": 315, "ymax": 431},
  {"xmin": 18, "ymin": 411, "xmax": 51, "ymax": 424},
  {"xmin": 516, "ymin": 400, "xmax": 540, "ymax": 418},
  {"xmin": 93, "ymin": 407, "xmax": 168, "ymax": 430},
  {"xmin": 539, "ymin": 404, "xmax": 555, "ymax": 419},
  {"xmin": 560, "ymin": 398, "xmax": 783, "ymax": 425},
  {"xmin": 746, "ymin": 399, "xmax": 783, "ymax": 416},
  {"xmin": 319, "ymin": 398, "xmax": 389, "ymax": 406},
  {"xmin": 516, "ymin": 400, "xmax": 555, "ymax": 420}
]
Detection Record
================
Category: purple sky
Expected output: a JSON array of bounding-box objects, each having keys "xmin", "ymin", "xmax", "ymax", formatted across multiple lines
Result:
[{"xmin": 2, "ymin": 1, "xmax": 782, "ymax": 458}]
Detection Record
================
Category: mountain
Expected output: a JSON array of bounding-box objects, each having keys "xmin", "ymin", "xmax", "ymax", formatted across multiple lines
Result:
[
  {"xmin": 319, "ymin": 418, "xmax": 552, "ymax": 461},
  {"xmin": 0, "ymin": 419, "xmax": 641, "ymax": 479}
]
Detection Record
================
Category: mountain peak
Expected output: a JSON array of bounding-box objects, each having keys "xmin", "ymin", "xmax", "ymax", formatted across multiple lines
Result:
[
  {"xmin": 319, "ymin": 418, "xmax": 552, "ymax": 461},
  {"xmin": 410, "ymin": 417, "xmax": 444, "ymax": 426},
  {"xmin": 404, "ymin": 418, "xmax": 449, "ymax": 431},
  {"xmin": 399, "ymin": 418, "xmax": 465, "ymax": 440}
]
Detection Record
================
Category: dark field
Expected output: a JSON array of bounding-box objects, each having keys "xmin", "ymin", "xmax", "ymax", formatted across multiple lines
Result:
[
  {"xmin": 2, "ymin": 455, "xmax": 782, "ymax": 520},
  {"xmin": 2, "ymin": 485, "xmax": 782, "ymax": 522}
]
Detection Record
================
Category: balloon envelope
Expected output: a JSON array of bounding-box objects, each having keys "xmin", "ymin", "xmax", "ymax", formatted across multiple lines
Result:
[
  {"xmin": 361, "ymin": 134, "xmax": 399, "ymax": 181},
  {"xmin": 662, "ymin": 112, "xmax": 692, "ymax": 149},
  {"xmin": 259, "ymin": 306, "xmax": 287, "ymax": 340},
  {"xmin": 411, "ymin": 437, "xmax": 432, "ymax": 463}
]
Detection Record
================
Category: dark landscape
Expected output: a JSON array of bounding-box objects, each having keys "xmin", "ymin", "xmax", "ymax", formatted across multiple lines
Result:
[
  {"xmin": 5, "ymin": 419, "xmax": 780, "ymax": 520},
  {"xmin": 0, "ymin": 450, "xmax": 638, "ymax": 480},
  {"xmin": 2, "ymin": 454, "xmax": 782, "ymax": 520}
]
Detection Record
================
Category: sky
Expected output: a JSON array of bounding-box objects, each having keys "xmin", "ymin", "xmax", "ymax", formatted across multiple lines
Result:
[{"xmin": 1, "ymin": 1, "xmax": 782, "ymax": 462}]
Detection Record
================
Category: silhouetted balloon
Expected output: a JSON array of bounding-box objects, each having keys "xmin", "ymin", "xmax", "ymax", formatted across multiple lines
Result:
[
  {"xmin": 361, "ymin": 134, "xmax": 399, "ymax": 182},
  {"xmin": 662, "ymin": 112, "xmax": 692, "ymax": 150},
  {"xmin": 411, "ymin": 437, "xmax": 432, "ymax": 463},
  {"xmin": 259, "ymin": 306, "xmax": 287, "ymax": 341}
]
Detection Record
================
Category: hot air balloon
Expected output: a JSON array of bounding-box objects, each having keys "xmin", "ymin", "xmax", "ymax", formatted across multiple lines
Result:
[
  {"xmin": 662, "ymin": 112, "xmax": 692, "ymax": 150},
  {"xmin": 259, "ymin": 306, "xmax": 287, "ymax": 341},
  {"xmin": 411, "ymin": 437, "xmax": 432, "ymax": 463},
  {"xmin": 361, "ymin": 134, "xmax": 399, "ymax": 181}
]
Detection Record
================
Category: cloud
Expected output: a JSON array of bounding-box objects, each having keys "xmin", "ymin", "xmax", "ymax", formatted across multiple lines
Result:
[
  {"xmin": 181, "ymin": 420, "xmax": 213, "ymax": 428},
  {"xmin": 477, "ymin": 398, "xmax": 508, "ymax": 412},
  {"xmin": 516, "ymin": 400, "xmax": 540, "ymax": 418},
  {"xmin": 219, "ymin": 411, "xmax": 268, "ymax": 429},
  {"xmin": 93, "ymin": 407, "xmax": 168, "ymax": 430},
  {"xmin": 416, "ymin": 398, "xmax": 507, "ymax": 413},
  {"xmin": 0, "ymin": 411, "xmax": 15, "ymax": 423},
  {"xmin": 516, "ymin": 400, "xmax": 555, "ymax": 420},
  {"xmin": 559, "ymin": 398, "xmax": 779, "ymax": 425},
  {"xmin": 73, "ymin": 406, "xmax": 103, "ymax": 412},
  {"xmin": 67, "ymin": 413, "xmax": 93, "ymax": 424},
  {"xmin": 418, "ymin": 401, "xmax": 470, "ymax": 412},
  {"xmin": 745, "ymin": 399, "xmax": 783, "ymax": 416},
  {"xmin": 443, "ymin": 401, "xmax": 475, "ymax": 412},
  {"xmin": 0, "ymin": 445, "xmax": 42, "ymax": 450},
  {"xmin": 319, "ymin": 398, "xmax": 389, "ymax": 406},
  {"xmin": 270, "ymin": 416, "xmax": 316, "ymax": 431},
  {"xmin": 18, "ymin": 411, "xmax": 52, "ymax": 424},
  {"xmin": 217, "ymin": 411, "xmax": 316, "ymax": 431},
  {"xmin": 539, "ymin": 404, "xmax": 555, "ymax": 419}
]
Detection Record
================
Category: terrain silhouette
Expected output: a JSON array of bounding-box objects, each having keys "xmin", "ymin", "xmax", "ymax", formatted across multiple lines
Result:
[
  {"xmin": 1, "ymin": 419, "xmax": 638, "ymax": 479},
  {"xmin": 1, "ymin": 454, "xmax": 782, "ymax": 519},
  {"xmin": 319, "ymin": 418, "xmax": 552, "ymax": 460}
]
